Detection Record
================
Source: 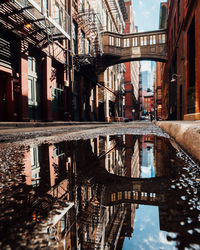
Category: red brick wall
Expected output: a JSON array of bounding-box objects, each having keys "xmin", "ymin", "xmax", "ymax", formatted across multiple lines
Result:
[
  {"xmin": 184, "ymin": 0, "xmax": 200, "ymax": 115},
  {"xmin": 124, "ymin": 0, "xmax": 134, "ymax": 120}
]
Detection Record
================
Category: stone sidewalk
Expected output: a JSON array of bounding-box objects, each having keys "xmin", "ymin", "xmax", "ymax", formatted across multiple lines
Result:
[{"xmin": 156, "ymin": 121, "xmax": 200, "ymax": 163}]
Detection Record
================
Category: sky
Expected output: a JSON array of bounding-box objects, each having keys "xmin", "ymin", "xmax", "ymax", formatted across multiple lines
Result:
[
  {"xmin": 123, "ymin": 205, "xmax": 177, "ymax": 250},
  {"xmin": 132, "ymin": 0, "xmax": 164, "ymax": 76},
  {"xmin": 132, "ymin": 0, "xmax": 164, "ymax": 32}
]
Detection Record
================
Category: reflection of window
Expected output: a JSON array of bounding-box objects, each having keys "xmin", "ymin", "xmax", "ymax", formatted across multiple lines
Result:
[
  {"xmin": 53, "ymin": 144, "xmax": 65, "ymax": 158},
  {"xmin": 31, "ymin": 147, "xmax": 39, "ymax": 169},
  {"xmin": 61, "ymin": 214, "xmax": 67, "ymax": 234},
  {"xmin": 31, "ymin": 147, "xmax": 40, "ymax": 187}
]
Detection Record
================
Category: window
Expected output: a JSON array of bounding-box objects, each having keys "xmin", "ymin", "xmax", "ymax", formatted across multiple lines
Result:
[
  {"xmin": 159, "ymin": 34, "xmax": 162, "ymax": 44},
  {"xmin": 153, "ymin": 35, "xmax": 156, "ymax": 44},
  {"xmin": 80, "ymin": 0, "xmax": 84, "ymax": 12},
  {"xmin": 81, "ymin": 30, "xmax": 85, "ymax": 54},
  {"xmin": 87, "ymin": 39, "xmax": 90, "ymax": 54},
  {"xmin": 144, "ymin": 36, "xmax": 147, "ymax": 46},
  {"xmin": 40, "ymin": 0, "xmax": 48, "ymax": 14},
  {"xmin": 124, "ymin": 38, "xmax": 130, "ymax": 47},
  {"xmin": 86, "ymin": 1, "xmax": 90, "ymax": 12},
  {"xmin": 132, "ymin": 37, "xmax": 138, "ymax": 46},
  {"xmin": 72, "ymin": 21, "xmax": 78, "ymax": 54},
  {"xmin": 109, "ymin": 36, "xmax": 114, "ymax": 46},
  {"xmin": 116, "ymin": 38, "xmax": 120, "ymax": 47},
  {"xmin": 55, "ymin": 3, "xmax": 62, "ymax": 25},
  {"xmin": 162, "ymin": 34, "xmax": 166, "ymax": 43}
]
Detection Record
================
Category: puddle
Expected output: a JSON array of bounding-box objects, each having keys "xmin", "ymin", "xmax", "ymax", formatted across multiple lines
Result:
[{"xmin": 0, "ymin": 135, "xmax": 200, "ymax": 249}]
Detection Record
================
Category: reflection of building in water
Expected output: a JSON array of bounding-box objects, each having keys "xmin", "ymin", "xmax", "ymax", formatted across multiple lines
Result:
[
  {"xmin": 98, "ymin": 135, "xmax": 126, "ymax": 176},
  {"xmin": 154, "ymin": 137, "xmax": 171, "ymax": 177},
  {"xmin": 117, "ymin": 135, "xmax": 140, "ymax": 247},
  {"xmin": 125, "ymin": 135, "xmax": 140, "ymax": 178},
  {"xmin": 140, "ymin": 135, "xmax": 155, "ymax": 178},
  {"xmin": 21, "ymin": 135, "xmax": 170, "ymax": 249}
]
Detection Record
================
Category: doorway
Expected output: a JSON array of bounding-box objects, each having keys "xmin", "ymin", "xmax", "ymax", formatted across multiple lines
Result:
[{"xmin": 0, "ymin": 71, "xmax": 12, "ymax": 121}]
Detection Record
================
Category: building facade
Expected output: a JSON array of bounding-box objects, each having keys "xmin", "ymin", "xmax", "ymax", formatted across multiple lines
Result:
[
  {"xmin": 183, "ymin": 0, "xmax": 200, "ymax": 120},
  {"xmin": 0, "ymin": 0, "xmax": 71, "ymax": 122},
  {"xmin": 71, "ymin": 0, "xmax": 104, "ymax": 121},
  {"xmin": 96, "ymin": 0, "xmax": 128, "ymax": 122},
  {"xmin": 164, "ymin": 0, "xmax": 200, "ymax": 121},
  {"xmin": 123, "ymin": 0, "xmax": 140, "ymax": 121},
  {"xmin": 155, "ymin": 3, "xmax": 168, "ymax": 120},
  {"xmin": 143, "ymin": 92, "xmax": 154, "ymax": 115}
]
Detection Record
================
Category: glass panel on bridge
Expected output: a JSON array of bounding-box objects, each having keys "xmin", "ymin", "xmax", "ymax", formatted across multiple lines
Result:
[
  {"xmin": 124, "ymin": 38, "xmax": 130, "ymax": 47},
  {"xmin": 132, "ymin": 37, "xmax": 138, "ymax": 46}
]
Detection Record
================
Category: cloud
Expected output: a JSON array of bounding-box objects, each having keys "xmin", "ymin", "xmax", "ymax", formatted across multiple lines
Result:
[
  {"xmin": 159, "ymin": 232, "xmax": 175, "ymax": 246},
  {"xmin": 141, "ymin": 166, "xmax": 152, "ymax": 177},
  {"xmin": 141, "ymin": 61, "xmax": 151, "ymax": 72},
  {"xmin": 139, "ymin": 0, "xmax": 143, "ymax": 6}
]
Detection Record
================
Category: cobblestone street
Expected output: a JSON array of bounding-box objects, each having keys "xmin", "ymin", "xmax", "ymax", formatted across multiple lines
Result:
[{"xmin": 0, "ymin": 121, "xmax": 166, "ymax": 144}]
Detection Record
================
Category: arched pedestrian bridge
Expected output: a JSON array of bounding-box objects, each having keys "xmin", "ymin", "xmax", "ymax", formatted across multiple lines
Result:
[{"xmin": 97, "ymin": 29, "xmax": 167, "ymax": 73}]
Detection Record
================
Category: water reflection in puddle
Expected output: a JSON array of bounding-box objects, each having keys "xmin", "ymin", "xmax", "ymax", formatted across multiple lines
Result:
[{"xmin": 0, "ymin": 135, "xmax": 200, "ymax": 249}]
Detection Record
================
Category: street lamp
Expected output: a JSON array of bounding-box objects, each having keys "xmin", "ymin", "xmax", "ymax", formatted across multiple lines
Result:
[{"xmin": 170, "ymin": 74, "xmax": 182, "ymax": 83}]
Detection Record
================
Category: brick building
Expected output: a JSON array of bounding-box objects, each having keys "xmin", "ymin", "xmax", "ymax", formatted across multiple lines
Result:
[
  {"xmin": 143, "ymin": 92, "xmax": 154, "ymax": 115},
  {"xmin": 71, "ymin": 0, "xmax": 103, "ymax": 121},
  {"xmin": 96, "ymin": 0, "xmax": 127, "ymax": 122},
  {"xmin": 0, "ymin": 0, "xmax": 71, "ymax": 122},
  {"xmin": 155, "ymin": 2, "xmax": 168, "ymax": 120},
  {"xmin": 184, "ymin": 0, "xmax": 200, "ymax": 120},
  {"xmin": 123, "ymin": 0, "xmax": 140, "ymax": 120},
  {"xmin": 165, "ymin": 0, "xmax": 200, "ymax": 120}
]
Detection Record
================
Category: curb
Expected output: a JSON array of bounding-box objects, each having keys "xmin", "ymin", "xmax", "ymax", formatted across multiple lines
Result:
[{"xmin": 156, "ymin": 121, "xmax": 200, "ymax": 162}]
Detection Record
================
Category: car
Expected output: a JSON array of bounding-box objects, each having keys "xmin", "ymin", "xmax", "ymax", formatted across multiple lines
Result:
[{"xmin": 141, "ymin": 115, "xmax": 150, "ymax": 120}]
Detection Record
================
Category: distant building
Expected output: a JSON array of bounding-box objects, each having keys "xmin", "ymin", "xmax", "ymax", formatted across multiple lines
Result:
[
  {"xmin": 143, "ymin": 92, "xmax": 154, "ymax": 114},
  {"xmin": 141, "ymin": 71, "xmax": 152, "ymax": 91},
  {"xmin": 123, "ymin": 0, "xmax": 140, "ymax": 120}
]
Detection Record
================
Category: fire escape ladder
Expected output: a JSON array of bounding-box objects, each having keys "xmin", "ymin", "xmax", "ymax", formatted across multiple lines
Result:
[
  {"xmin": 44, "ymin": 16, "xmax": 54, "ymax": 57},
  {"xmin": 73, "ymin": 6, "xmax": 104, "ymax": 74}
]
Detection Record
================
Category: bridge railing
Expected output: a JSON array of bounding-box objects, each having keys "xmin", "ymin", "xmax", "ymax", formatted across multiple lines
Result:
[
  {"xmin": 101, "ymin": 29, "xmax": 167, "ymax": 63},
  {"xmin": 103, "ymin": 29, "xmax": 167, "ymax": 48},
  {"xmin": 102, "ymin": 190, "xmax": 166, "ymax": 206}
]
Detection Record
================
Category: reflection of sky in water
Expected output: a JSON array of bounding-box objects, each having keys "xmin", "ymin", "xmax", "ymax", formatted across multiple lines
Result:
[
  {"xmin": 141, "ymin": 146, "xmax": 155, "ymax": 178},
  {"xmin": 123, "ymin": 205, "xmax": 177, "ymax": 250}
]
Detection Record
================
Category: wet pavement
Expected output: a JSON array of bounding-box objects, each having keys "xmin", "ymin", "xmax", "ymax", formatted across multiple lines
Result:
[{"xmin": 0, "ymin": 123, "xmax": 200, "ymax": 249}]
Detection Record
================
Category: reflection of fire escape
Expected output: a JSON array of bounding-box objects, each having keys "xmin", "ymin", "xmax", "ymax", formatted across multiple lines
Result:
[{"xmin": 73, "ymin": 6, "xmax": 104, "ymax": 76}]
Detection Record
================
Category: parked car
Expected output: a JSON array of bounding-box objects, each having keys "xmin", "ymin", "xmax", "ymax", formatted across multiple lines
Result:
[{"xmin": 141, "ymin": 115, "xmax": 151, "ymax": 121}]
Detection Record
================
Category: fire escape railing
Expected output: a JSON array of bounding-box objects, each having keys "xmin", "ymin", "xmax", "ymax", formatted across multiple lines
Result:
[
  {"xmin": 0, "ymin": 0, "xmax": 70, "ymax": 49},
  {"xmin": 73, "ymin": 4, "xmax": 104, "ymax": 74}
]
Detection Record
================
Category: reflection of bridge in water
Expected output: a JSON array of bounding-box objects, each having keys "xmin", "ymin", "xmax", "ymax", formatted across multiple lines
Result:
[
  {"xmin": 98, "ymin": 173, "xmax": 168, "ymax": 206},
  {"xmin": 51, "ymin": 167, "xmax": 168, "ymax": 207}
]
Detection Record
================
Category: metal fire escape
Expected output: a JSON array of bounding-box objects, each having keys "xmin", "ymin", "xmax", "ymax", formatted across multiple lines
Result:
[
  {"xmin": 0, "ymin": 0, "xmax": 70, "ymax": 57},
  {"xmin": 73, "ymin": 3, "xmax": 104, "ymax": 77}
]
